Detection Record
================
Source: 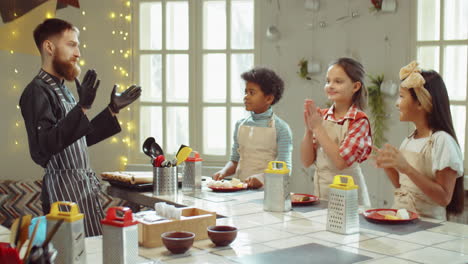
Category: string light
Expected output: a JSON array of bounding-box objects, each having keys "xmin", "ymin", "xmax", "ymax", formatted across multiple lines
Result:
[
  {"xmin": 10, "ymin": 50, "xmax": 14, "ymax": 54},
  {"xmin": 83, "ymin": 44, "xmax": 87, "ymax": 48},
  {"xmin": 110, "ymin": 12, "xmax": 116, "ymax": 19},
  {"xmin": 82, "ymin": 11, "xmax": 86, "ymax": 16},
  {"xmin": 79, "ymin": 60, "xmax": 85, "ymax": 66},
  {"xmin": 14, "ymin": 69, "xmax": 18, "ymax": 74}
]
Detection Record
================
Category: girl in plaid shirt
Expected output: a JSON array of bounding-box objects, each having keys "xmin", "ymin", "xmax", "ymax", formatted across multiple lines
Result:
[{"xmin": 301, "ymin": 58, "xmax": 372, "ymax": 206}]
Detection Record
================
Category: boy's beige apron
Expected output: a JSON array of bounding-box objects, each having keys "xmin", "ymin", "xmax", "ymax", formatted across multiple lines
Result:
[
  {"xmin": 236, "ymin": 117, "xmax": 278, "ymax": 181},
  {"xmin": 314, "ymin": 119, "xmax": 371, "ymax": 207},
  {"xmin": 393, "ymin": 133, "xmax": 446, "ymax": 220}
]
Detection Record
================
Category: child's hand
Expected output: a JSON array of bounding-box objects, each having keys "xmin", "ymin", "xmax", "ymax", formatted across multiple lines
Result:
[
  {"xmin": 245, "ymin": 174, "xmax": 264, "ymax": 189},
  {"xmin": 372, "ymin": 144, "xmax": 410, "ymax": 173},
  {"xmin": 213, "ymin": 171, "xmax": 226, "ymax": 180},
  {"xmin": 304, "ymin": 99, "xmax": 322, "ymax": 132}
]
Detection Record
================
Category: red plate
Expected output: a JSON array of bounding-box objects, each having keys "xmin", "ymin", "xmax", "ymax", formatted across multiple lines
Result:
[
  {"xmin": 363, "ymin": 209, "xmax": 419, "ymax": 224},
  {"xmin": 291, "ymin": 193, "xmax": 319, "ymax": 205},
  {"xmin": 208, "ymin": 184, "xmax": 248, "ymax": 192}
]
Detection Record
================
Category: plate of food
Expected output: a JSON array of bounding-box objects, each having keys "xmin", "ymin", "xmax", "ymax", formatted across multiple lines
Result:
[
  {"xmin": 207, "ymin": 178, "xmax": 248, "ymax": 192},
  {"xmin": 291, "ymin": 193, "xmax": 319, "ymax": 205},
  {"xmin": 363, "ymin": 208, "xmax": 419, "ymax": 224}
]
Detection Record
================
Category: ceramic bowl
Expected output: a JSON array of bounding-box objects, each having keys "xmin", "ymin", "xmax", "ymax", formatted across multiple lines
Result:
[
  {"xmin": 207, "ymin": 225, "xmax": 238, "ymax": 246},
  {"xmin": 161, "ymin": 231, "xmax": 195, "ymax": 254}
]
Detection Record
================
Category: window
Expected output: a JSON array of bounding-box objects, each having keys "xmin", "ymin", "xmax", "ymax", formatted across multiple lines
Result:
[
  {"xmin": 135, "ymin": 0, "xmax": 255, "ymax": 165},
  {"xmin": 415, "ymin": 0, "xmax": 468, "ymax": 166}
]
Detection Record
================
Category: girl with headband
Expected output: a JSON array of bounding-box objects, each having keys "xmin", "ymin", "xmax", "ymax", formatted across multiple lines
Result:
[{"xmin": 373, "ymin": 61, "xmax": 464, "ymax": 220}]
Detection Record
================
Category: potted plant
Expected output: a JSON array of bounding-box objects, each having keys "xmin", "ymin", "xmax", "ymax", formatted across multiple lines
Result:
[{"xmin": 368, "ymin": 74, "xmax": 387, "ymax": 148}]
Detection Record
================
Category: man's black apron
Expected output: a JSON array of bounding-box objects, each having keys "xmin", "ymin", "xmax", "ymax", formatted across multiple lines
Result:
[{"xmin": 38, "ymin": 70, "xmax": 104, "ymax": 237}]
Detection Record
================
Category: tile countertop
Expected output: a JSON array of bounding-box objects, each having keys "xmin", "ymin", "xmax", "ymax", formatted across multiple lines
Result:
[
  {"xmin": 102, "ymin": 185, "xmax": 468, "ymax": 264},
  {"xmin": 2, "ymin": 186, "xmax": 468, "ymax": 264}
]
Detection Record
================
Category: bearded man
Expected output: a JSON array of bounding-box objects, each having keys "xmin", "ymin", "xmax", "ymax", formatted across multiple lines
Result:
[{"xmin": 19, "ymin": 18, "xmax": 141, "ymax": 237}]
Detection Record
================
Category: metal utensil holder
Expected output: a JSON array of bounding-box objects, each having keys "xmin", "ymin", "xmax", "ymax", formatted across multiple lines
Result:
[{"xmin": 153, "ymin": 167, "xmax": 178, "ymax": 196}]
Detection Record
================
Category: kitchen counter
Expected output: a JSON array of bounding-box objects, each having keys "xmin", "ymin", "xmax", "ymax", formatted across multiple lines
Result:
[
  {"xmin": 2, "ymin": 185, "xmax": 467, "ymax": 264},
  {"xmin": 103, "ymin": 184, "xmax": 468, "ymax": 264}
]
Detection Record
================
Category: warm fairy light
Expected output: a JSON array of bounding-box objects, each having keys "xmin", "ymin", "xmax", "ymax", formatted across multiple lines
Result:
[
  {"xmin": 125, "ymin": 15, "xmax": 131, "ymax": 22},
  {"xmin": 82, "ymin": 26, "xmax": 87, "ymax": 31},
  {"xmin": 111, "ymin": 137, "xmax": 118, "ymax": 143},
  {"xmin": 46, "ymin": 12, "xmax": 53, "ymax": 19},
  {"xmin": 14, "ymin": 13, "xmax": 17, "ymax": 17},
  {"xmin": 119, "ymin": 31, "xmax": 123, "ymax": 35},
  {"xmin": 10, "ymin": 50, "xmax": 14, "ymax": 54},
  {"xmin": 110, "ymin": 12, "xmax": 116, "ymax": 19},
  {"xmin": 120, "ymin": 13, "xmax": 123, "ymax": 17},
  {"xmin": 124, "ymin": 54, "xmax": 129, "ymax": 58},
  {"xmin": 13, "ymin": 85, "xmax": 16, "ymax": 89},
  {"xmin": 127, "ymin": 107, "xmax": 131, "ymax": 111},
  {"xmin": 11, "ymin": 31, "xmax": 16, "ymax": 36},
  {"xmin": 125, "ymin": 73, "xmax": 129, "ymax": 77},
  {"xmin": 125, "ymin": 32, "xmax": 128, "ymax": 36},
  {"xmin": 15, "ymin": 122, "xmax": 19, "ymax": 127},
  {"xmin": 15, "ymin": 141, "xmax": 18, "ymax": 145},
  {"xmin": 119, "ymin": 121, "xmax": 123, "ymax": 125},
  {"xmin": 79, "ymin": 60, "xmax": 85, "ymax": 66},
  {"xmin": 82, "ymin": 11, "xmax": 86, "ymax": 15},
  {"xmin": 83, "ymin": 44, "xmax": 87, "ymax": 48},
  {"xmin": 119, "ymin": 67, "xmax": 123, "ymax": 70},
  {"xmin": 113, "ymin": 66, "xmax": 117, "ymax": 70},
  {"xmin": 123, "ymin": 37, "xmax": 127, "ymax": 40},
  {"xmin": 112, "ymin": 31, "xmax": 116, "ymax": 35},
  {"xmin": 16, "ymin": 105, "xmax": 20, "ymax": 109},
  {"xmin": 111, "ymin": 50, "xmax": 115, "ymax": 54},
  {"xmin": 120, "ymin": 49, "xmax": 123, "ymax": 53},
  {"xmin": 126, "ymin": 1, "xmax": 131, "ymax": 7},
  {"xmin": 14, "ymin": 69, "xmax": 18, "ymax": 73}
]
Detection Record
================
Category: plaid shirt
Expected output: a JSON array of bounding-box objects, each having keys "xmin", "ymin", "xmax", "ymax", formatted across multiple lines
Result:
[{"xmin": 322, "ymin": 104, "xmax": 372, "ymax": 166}]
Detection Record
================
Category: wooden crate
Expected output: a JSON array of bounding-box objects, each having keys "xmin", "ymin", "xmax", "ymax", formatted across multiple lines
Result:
[{"xmin": 137, "ymin": 208, "xmax": 216, "ymax": 248}]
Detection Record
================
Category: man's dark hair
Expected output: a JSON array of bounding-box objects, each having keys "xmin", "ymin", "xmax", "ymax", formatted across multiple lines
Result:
[
  {"xmin": 33, "ymin": 18, "xmax": 78, "ymax": 52},
  {"xmin": 241, "ymin": 67, "xmax": 285, "ymax": 105}
]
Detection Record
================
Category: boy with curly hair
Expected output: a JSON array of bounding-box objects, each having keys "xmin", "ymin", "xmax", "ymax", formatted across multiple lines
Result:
[{"xmin": 213, "ymin": 67, "xmax": 293, "ymax": 188}]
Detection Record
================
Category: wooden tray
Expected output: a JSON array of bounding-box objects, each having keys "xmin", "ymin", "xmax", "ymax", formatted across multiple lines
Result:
[{"xmin": 138, "ymin": 207, "xmax": 216, "ymax": 248}]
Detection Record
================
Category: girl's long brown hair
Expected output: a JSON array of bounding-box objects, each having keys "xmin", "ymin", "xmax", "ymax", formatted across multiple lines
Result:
[
  {"xmin": 409, "ymin": 70, "xmax": 464, "ymax": 216},
  {"xmin": 330, "ymin": 58, "xmax": 368, "ymax": 110}
]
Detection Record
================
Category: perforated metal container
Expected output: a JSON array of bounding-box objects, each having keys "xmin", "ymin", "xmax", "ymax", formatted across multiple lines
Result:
[{"xmin": 153, "ymin": 167, "xmax": 178, "ymax": 195}]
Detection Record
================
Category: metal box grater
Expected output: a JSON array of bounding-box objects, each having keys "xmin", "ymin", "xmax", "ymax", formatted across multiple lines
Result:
[
  {"xmin": 182, "ymin": 151, "xmax": 203, "ymax": 192},
  {"xmin": 326, "ymin": 175, "xmax": 359, "ymax": 235},
  {"xmin": 102, "ymin": 207, "xmax": 139, "ymax": 264},
  {"xmin": 263, "ymin": 161, "xmax": 291, "ymax": 212},
  {"xmin": 46, "ymin": 201, "xmax": 86, "ymax": 264}
]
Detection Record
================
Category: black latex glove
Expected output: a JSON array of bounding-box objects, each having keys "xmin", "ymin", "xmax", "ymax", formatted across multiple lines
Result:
[
  {"xmin": 74, "ymin": 69, "xmax": 100, "ymax": 109},
  {"xmin": 108, "ymin": 84, "xmax": 142, "ymax": 113}
]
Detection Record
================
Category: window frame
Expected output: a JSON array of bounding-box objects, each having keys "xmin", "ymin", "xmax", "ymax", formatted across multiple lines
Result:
[
  {"xmin": 412, "ymin": 0, "xmax": 468, "ymax": 169},
  {"xmin": 131, "ymin": 0, "xmax": 260, "ymax": 167}
]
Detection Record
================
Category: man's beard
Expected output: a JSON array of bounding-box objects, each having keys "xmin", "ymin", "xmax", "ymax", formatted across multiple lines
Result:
[{"xmin": 52, "ymin": 54, "xmax": 81, "ymax": 81}]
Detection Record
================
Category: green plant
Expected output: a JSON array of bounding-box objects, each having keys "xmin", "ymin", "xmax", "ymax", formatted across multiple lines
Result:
[
  {"xmin": 297, "ymin": 58, "xmax": 311, "ymax": 80},
  {"xmin": 367, "ymin": 74, "xmax": 387, "ymax": 148}
]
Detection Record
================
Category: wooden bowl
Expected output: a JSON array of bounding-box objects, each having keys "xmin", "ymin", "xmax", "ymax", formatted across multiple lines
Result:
[
  {"xmin": 207, "ymin": 225, "xmax": 238, "ymax": 246},
  {"xmin": 161, "ymin": 231, "xmax": 195, "ymax": 254}
]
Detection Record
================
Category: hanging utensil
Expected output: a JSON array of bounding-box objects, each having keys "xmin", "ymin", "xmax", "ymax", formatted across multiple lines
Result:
[
  {"xmin": 151, "ymin": 141, "xmax": 164, "ymax": 157},
  {"xmin": 142, "ymin": 137, "xmax": 156, "ymax": 160},
  {"xmin": 24, "ymin": 218, "xmax": 41, "ymax": 261},
  {"xmin": 16, "ymin": 214, "xmax": 32, "ymax": 253},
  {"xmin": 175, "ymin": 145, "xmax": 193, "ymax": 166},
  {"xmin": 153, "ymin": 155, "xmax": 165, "ymax": 167}
]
